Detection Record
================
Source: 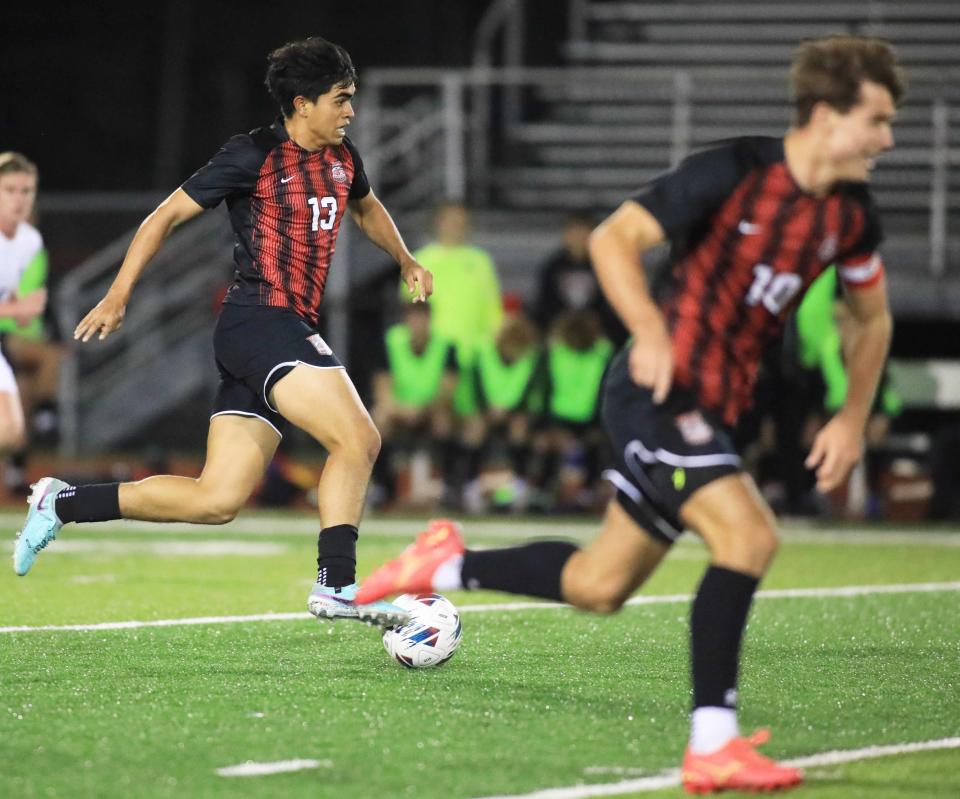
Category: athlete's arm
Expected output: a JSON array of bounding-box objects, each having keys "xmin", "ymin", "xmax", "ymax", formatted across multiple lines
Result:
[
  {"xmin": 805, "ymin": 277, "xmax": 892, "ymax": 492},
  {"xmin": 348, "ymin": 190, "xmax": 433, "ymax": 302},
  {"xmin": 0, "ymin": 289, "xmax": 46, "ymax": 327},
  {"xmin": 75, "ymin": 189, "xmax": 204, "ymax": 342},
  {"xmin": 589, "ymin": 201, "xmax": 674, "ymax": 402}
]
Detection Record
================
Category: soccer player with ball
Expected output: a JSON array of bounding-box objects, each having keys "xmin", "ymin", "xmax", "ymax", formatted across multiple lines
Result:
[
  {"xmin": 14, "ymin": 37, "xmax": 432, "ymax": 629},
  {"xmin": 360, "ymin": 36, "xmax": 903, "ymax": 793}
]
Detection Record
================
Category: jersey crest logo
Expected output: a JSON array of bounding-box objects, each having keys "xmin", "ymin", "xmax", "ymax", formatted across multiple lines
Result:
[
  {"xmin": 330, "ymin": 162, "xmax": 348, "ymax": 183},
  {"xmin": 307, "ymin": 333, "xmax": 333, "ymax": 356},
  {"xmin": 818, "ymin": 233, "xmax": 838, "ymax": 262},
  {"xmin": 675, "ymin": 411, "xmax": 714, "ymax": 446}
]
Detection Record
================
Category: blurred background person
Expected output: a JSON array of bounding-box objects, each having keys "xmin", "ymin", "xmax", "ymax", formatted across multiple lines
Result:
[
  {"xmin": 413, "ymin": 200, "xmax": 503, "ymax": 417},
  {"xmin": 533, "ymin": 211, "xmax": 625, "ymax": 346},
  {"xmin": 0, "ymin": 152, "xmax": 51, "ymax": 493},
  {"xmin": 467, "ymin": 311, "xmax": 545, "ymax": 512},
  {"xmin": 531, "ymin": 310, "xmax": 612, "ymax": 512},
  {"xmin": 412, "ymin": 201, "xmax": 504, "ymax": 506},
  {"xmin": 370, "ymin": 301, "xmax": 457, "ymax": 507}
]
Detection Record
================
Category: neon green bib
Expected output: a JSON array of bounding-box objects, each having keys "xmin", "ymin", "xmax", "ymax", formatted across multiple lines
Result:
[
  {"xmin": 385, "ymin": 325, "xmax": 450, "ymax": 408},
  {"xmin": 476, "ymin": 341, "xmax": 538, "ymax": 411},
  {"xmin": 548, "ymin": 339, "xmax": 613, "ymax": 422}
]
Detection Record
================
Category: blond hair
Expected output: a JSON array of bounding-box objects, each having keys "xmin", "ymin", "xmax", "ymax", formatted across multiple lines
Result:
[{"xmin": 0, "ymin": 152, "xmax": 39, "ymax": 178}]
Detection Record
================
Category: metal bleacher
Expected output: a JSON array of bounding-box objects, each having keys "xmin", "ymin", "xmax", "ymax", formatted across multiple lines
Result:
[
  {"xmin": 56, "ymin": 1, "xmax": 960, "ymax": 454},
  {"xmin": 502, "ymin": 1, "xmax": 960, "ymax": 238}
]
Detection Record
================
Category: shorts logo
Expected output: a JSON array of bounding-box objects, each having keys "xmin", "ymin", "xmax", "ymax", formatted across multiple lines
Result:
[
  {"xmin": 675, "ymin": 411, "xmax": 713, "ymax": 446},
  {"xmin": 672, "ymin": 467, "xmax": 687, "ymax": 492},
  {"xmin": 307, "ymin": 333, "xmax": 332, "ymax": 355},
  {"xmin": 330, "ymin": 162, "xmax": 348, "ymax": 183}
]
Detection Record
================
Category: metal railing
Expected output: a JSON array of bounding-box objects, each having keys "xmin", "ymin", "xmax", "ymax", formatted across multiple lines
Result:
[
  {"xmin": 57, "ymin": 209, "xmax": 234, "ymax": 455},
  {"xmin": 360, "ymin": 65, "xmax": 956, "ymax": 262}
]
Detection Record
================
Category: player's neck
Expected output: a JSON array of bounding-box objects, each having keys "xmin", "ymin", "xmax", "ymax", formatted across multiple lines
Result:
[
  {"xmin": 283, "ymin": 117, "xmax": 328, "ymax": 152},
  {"xmin": 783, "ymin": 128, "xmax": 840, "ymax": 198},
  {"xmin": 0, "ymin": 219, "xmax": 18, "ymax": 239}
]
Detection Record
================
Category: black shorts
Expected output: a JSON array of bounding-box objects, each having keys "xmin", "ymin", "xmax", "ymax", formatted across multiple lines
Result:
[
  {"xmin": 211, "ymin": 303, "xmax": 342, "ymax": 437},
  {"xmin": 601, "ymin": 348, "xmax": 743, "ymax": 545}
]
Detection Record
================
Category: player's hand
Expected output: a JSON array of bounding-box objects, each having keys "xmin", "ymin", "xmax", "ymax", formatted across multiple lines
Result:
[
  {"xmin": 400, "ymin": 258, "xmax": 433, "ymax": 303},
  {"xmin": 805, "ymin": 412, "xmax": 864, "ymax": 493},
  {"xmin": 75, "ymin": 292, "xmax": 127, "ymax": 342},
  {"xmin": 628, "ymin": 311, "xmax": 674, "ymax": 403}
]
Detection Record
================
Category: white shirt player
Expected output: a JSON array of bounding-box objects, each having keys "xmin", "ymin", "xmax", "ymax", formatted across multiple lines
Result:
[
  {"xmin": 0, "ymin": 220, "xmax": 44, "ymax": 394},
  {"xmin": 0, "ymin": 220, "xmax": 43, "ymax": 301}
]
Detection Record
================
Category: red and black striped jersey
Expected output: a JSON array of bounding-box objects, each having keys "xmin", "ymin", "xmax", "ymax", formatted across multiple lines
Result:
[
  {"xmin": 631, "ymin": 136, "xmax": 885, "ymax": 426},
  {"xmin": 181, "ymin": 118, "xmax": 370, "ymax": 325}
]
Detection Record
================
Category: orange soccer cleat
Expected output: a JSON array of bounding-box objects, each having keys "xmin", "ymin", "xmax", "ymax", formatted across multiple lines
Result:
[
  {"xmin": 356, "ymin": 519, "xmax": 465, "ymax": 605},
  {"xmin": 681, "ymin": 729, "xmax": 802, "ymax": 794}
]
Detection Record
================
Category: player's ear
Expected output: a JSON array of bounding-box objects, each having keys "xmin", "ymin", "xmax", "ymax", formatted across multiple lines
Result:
[{"xmin": 293, "ymin": 97, "xmax": 311, "ymax": 118}]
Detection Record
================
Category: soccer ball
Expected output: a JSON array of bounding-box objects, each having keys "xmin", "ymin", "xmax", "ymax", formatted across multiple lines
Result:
[{"xmin": 382, "ymin": 593, "xmax": 462, "ymax": 668}]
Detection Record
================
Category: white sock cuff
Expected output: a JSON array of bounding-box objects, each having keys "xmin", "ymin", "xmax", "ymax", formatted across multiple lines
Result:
[
  {"xmin": 431, "ymin": 553, "xmax": 464, "ymax": 592},
  {"xmin": 689, "ymin": 706, "xmax": 740, "ymax": 754}
]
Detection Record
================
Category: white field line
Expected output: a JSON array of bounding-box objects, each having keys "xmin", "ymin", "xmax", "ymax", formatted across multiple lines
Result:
[
  {"xmin": 216, "ymin": 758, "xmax": 332, "ymax": 777},
  {"xmin": 472, "ymin": 737, "xmax": 960, "ymax": 799},
  {"xmin": 0, "ymin": 511, "xmax": 957, "ymax": 545},
  {"xmin": 2, "ymin": 539, "xmax": 288, "ymax": 556},
  {"xmin": 2, "ymin": 581, "xmax": 958, "ymax": 634}
]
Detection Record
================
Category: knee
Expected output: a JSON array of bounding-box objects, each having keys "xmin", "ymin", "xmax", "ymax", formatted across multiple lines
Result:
[
  {"xmin": 332, "ymin": 419, "xmax": 381, "ymax": 466},
  {"xmin": 199, "ymin": 493, "xmax": 244, "ymax": 525},
  {"xmin": 715, "ymin": 522, "xmax": 780, "ymax": 574},
  {"xmin": 747, "ymin": 523, "xmax": 780, "ymax": 566},
  {"xmin": 563, "ymin": 570, "xmax": 629, "ymax": 615},
  {"xmin": 361, "ymin": 422, "xmax": 382, "ymax": 464}
]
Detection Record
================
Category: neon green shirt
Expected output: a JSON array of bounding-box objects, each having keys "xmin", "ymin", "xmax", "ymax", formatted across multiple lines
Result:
[
  {"xmin": 385, "ymin": 324, "xmax": 454, "ymax": 408},
  {"xmin": 0, "ymin": 221, "xmax": 47, "ymax": 340},
  {"xmin": 547, "ymin": 339, "xmax": 613, "ymax": 423},
  {"xmin": 411, "ymin": 243, "xmax": 503, "ymax": 358}
]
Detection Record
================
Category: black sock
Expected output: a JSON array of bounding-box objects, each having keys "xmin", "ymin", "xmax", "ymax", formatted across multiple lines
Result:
[
  {"xmin": 509, "ymin": 443, "xmax": 529, "ymax": 477},
  {"xmin": 439, "ymin": 438, "xmax": 459, "ymax": 480},
  {"xmin": 371, "ymin": 441, "xmax": 396, "ymax": 499},
  {"xmin": 461, "ymin": 541, "xmax": 578, "ymax": 601},
  {"xmin": 690, "ymin": 565, "xmax": 760, "ymax": 709},
  {"xmin": 54, "ymin": 483, "xmax": 122, "ymax": 524},
  {"xmin": 316, "ymin": 524, "xmax": 358, "ymax": 587}
]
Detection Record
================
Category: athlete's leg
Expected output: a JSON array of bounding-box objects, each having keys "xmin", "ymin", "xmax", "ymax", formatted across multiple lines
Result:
[
  {"xmin": 357, "ymin": 499, "xmax": 670, "ymax": 610},
  {"xmin": 681, "ymin": 472, "xmax": 779, "ymax": 577},
  {"xmin": 269, "ymin": 364, "xmax": 380, "ymax": 528},
  {"xmin": 268, "ymin": 363, "xmax": 409, "ymax": 624},
  {"xmin": 14, "ymin": 415, "xmax": 279, "ymax": 576},
  {"xmin": 270, "ymin": 364, "xmax": 379, "ymax": 590},
  {"xmin": 559, "ymin": 501, "xmax": 671, "ymax": 612},
  {"xmin": 0, "ymin": 390, "xmax": 27, "ymax": 455},
  {"xmin": 116, "ymin": 415, "xmax": 279, "ymax": 523},
  {"xmin": 678, "ymin": 473, "xmax": 783, "ymax": 762}
]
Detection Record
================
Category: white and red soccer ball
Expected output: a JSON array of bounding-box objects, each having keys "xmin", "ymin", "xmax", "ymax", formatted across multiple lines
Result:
[{"xmin": 382, "ymin": 593, "xmax": 462, "ymax": 668}]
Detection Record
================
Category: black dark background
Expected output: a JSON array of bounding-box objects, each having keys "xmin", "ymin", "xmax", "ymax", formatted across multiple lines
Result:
[{"xmin": 5, "ymin": 1, "xmax": 565, "ymax": 191}]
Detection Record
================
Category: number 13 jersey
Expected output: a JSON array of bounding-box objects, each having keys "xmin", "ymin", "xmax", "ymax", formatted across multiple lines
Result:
[{"xmin": 182, "ymin": 117, "xmax": 370, "ymax": 326}]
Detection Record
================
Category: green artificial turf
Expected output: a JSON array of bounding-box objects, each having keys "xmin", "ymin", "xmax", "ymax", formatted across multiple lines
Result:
[{"xmin": 1, "ymin": 513, "xmax": 958, "ymax": 798}]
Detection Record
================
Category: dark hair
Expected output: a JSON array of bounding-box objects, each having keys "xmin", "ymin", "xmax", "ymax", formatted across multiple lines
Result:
[
  {"xmin": 265, "ymin": 37, "xmax": 357, "ymax": 117},
  {"xmin": 791, "ymin": 35, "xmax": 905, "ymax": 126},
  {"xmin": 551, "ymin": 310, "xmax": 602, "ymax": 351},
  {"xmin": 0, "ymin": 151, "xmax": 38, "ymax": 178}
]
